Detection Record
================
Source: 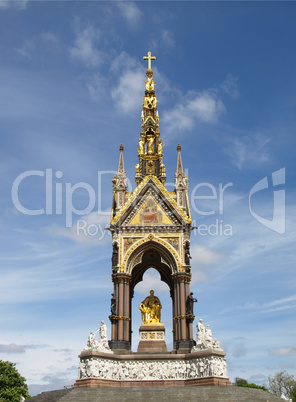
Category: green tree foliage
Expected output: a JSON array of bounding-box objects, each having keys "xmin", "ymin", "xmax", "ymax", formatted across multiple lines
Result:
[
  {"xmin": 234, "ymin": 377, "xmax": 269, "ymax": 392},
  {"xmin": 290, "ymin": 384, "xmax": 296, "ymax": 402},
  {"xmin": 0, "ymin": 360, "xmax": 31, "ymax": 402},
  {"xmin": 268, "ymin": 370, "xmax": 296, "ymax": 400}
]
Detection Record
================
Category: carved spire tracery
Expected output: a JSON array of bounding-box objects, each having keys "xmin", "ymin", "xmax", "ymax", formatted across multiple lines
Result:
[
  {"xmin": 135, "ymin": 52, "xmax": 166, "ymax": 185},
  {"xmin": 113, "ymin": 144, "xmax": 127, "ymax": 213},
  {"xmin": 175, "ymin": 144, "xmax": 188, "ymax": 211}
]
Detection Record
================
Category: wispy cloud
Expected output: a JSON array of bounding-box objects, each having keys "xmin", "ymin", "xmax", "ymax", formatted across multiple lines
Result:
[
  {"xmin": 69, "ymin": 22, "xmax": 102, "ymax": 67},
  {"xmin": 0, "ymin": 343, "xmax": 48, "ymax": 354},
  {"xmin": 191, "ymin": 245, "xmax": 228, "ymax": 282},
  {"xmin": 86, "ymin": 72, "xmax": 108, "ymax": 101},
  {"xmin": 0, "ymin": 0, "xmax": 27, "ymax": 9},
  {"xmin": 14, "ymin": 39, "xmax": 35, "ymax": 59},
  {"xmin": 270, "ymin": 346, "xmax": 296, "ymax": 357},
  {"xmin": 162, "ymin": 89, "xmax": 226, "ymax": 140},
  {"xmin": 47, "ymin": 211, "xmax": 111, "ymax": 247},
  {"xmin": 117, "ymin": 2, "xmax": 142, "ymax": 27},
  {"xmin": 222, "ymin": 294, "xmax": 296, "ymax": 315},
  {"xmin": 220, "ymin": 73, "xmax": 239, "ymax": 99},
  {"xmin": 162, "ymin": 29, "xmax": 175, "ymax": 48},
  {"xmin": 0, "ymin": 231, "xmax": 110, "ymax": 305},
  {"xmin": 111, "ymin": 52, "xmax": 145, "ymax": 113},
  {"xmin": 135, "ymin": 269, "xmax": 168, "ymax": 295},
  {"xmin": 41, "ymin": 31, "xmax": 58, "ymax": 44},
  {"xmin": 232, "ymin": 342, "xmax": 248, "ymax": 358},
  {"xmin": 225, "ymin": 134, "xmax": 270, "ymax": 170}
]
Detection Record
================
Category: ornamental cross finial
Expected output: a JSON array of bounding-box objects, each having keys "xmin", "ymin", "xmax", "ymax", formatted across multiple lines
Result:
[{"xmin": 143, "ymin": 51, "xmax": 156, "ymax": 71}]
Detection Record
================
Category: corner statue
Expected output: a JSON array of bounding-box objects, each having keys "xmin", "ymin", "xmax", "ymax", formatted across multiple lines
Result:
[{"xmin": 139, "ymin": 290, "xmax": 162, "ymax": 325}]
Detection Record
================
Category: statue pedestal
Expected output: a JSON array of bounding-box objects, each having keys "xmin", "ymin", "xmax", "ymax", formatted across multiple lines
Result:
[{"xmin": 137, "ymin": 324, "xmax": 167, "ymax": 353}]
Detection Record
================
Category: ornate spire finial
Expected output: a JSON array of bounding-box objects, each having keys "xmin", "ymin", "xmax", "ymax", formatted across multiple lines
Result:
[
  {"xmin": 135, "ymin": 52, "xmax": 166, "ymax": 185},
  {"xmin": 177, "ymin": 144, "xmax": 181, "ymax": 152},
  {"xmin": 143, "ymin": 51, "xmax": 156, "ymax": 74},
  {"xmin": 119, "ymin": 144, "xmax": 124, "ymax": 152}
]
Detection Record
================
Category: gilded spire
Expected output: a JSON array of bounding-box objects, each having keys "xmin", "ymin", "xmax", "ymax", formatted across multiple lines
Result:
[{"xmin": 135, "ymin": 52, "xmax": 166, "ymax": 185}]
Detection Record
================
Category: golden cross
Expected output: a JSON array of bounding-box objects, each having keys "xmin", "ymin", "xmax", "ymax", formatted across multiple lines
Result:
[{"xmin": 143, "ymin": 51, "xmax": 156, "ymax": 70}]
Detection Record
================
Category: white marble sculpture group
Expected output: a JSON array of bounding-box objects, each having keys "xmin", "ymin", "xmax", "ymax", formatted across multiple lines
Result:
[
  {"xmin": 79, "ymin": 318, "xmax": 227, "ymax": 381},
  {"xmin": 83, "ymin": 321, "xmax": 113, "ymax": 354},
  {"xmin": 191, "ymin": 319, "xmax": 222, "ymax": 351}
]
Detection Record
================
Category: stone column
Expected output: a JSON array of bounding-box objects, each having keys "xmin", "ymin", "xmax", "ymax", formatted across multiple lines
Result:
[
  {"xmin": 118, "ymin": 281, "xmax": 124, "ymax": 340},
  {"xmin": 109, "ymin": 273, "xmax": 131, "ymax": 351},
  {"xmin": 179, "ymin": 281, "xmax": 187, "ymax": 340},
  {"xmin": 125, "ymin": 281, "xmax": 130, "ymax": 342},
  {"xmin": 172, "ymin": 272, "xmax": 194, "ymax": 352},
  {"xmin": 173, "ymin": 282, "xmax": 178, "ymax": 346},
  {"xmin": 111, "ymin": 285, "xmax": 116, "ymax": 341}
]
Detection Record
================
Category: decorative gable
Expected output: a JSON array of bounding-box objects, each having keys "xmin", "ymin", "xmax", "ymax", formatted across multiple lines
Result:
[{"xmin": 111, "ymin": 175, "xmax": 191, "ymax": 228}]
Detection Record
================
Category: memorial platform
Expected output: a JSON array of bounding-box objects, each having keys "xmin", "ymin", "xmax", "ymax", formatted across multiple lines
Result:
[{"xmin": 28, "ymin": 385, "xmax": 283, "ymax": 401}]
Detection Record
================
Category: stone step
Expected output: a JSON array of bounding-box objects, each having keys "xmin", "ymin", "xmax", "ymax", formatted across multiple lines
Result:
[
  {"xmin": 27, "ymin": 389, "xmax": 71, "ymax": 401},
  {"xmin": 28, "ymin": 386, "xmax": 283, "ymax": 402}
]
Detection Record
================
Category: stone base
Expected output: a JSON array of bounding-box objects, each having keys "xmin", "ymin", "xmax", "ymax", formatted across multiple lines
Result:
[
  {"xmin": 174, "ymin": 339, "xmax": 195, "ymax": 353},
  {"xmin": 29, "ymin": 385, "xmax": 286, "ymax": 401},
  {"xmin": 109, "ymin": 340, "xmax": 130, "ymax": 353},
  {"xmin": 75, "ymin": 376, "xmax": 231, "ymax": 388},
  {"xmin": 75, "ymin": 349, "xmax": 230, "ymax": 388},
  {"xmin": 137, "ymin": 324, "xmax": 167, "ymax": 353}
]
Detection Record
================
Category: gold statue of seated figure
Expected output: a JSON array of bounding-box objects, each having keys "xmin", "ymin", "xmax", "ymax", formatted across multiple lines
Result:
[{"xmin": 139, "ymin": 290, "xmax": 162, "ymax": 325}]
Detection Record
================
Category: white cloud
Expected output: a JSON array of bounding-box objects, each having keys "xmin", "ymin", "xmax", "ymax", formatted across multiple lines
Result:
[
  {"xmin": 69, "ymin": 23, "xmax": 102, "ymax": 67},
  {"xmin": 190, "ymin": 245, "xmax": 228, "ymax": 282},
  {"xmin": 271, "ymin": 347, "xmax": 296, "ymax": 357},
  {"xmin": 0, "ymin": 343, "xmax": 26, "ymax": 353},
  {"xmin": 110, "ymin": 51, "xmax": 139, "ymax": 74},
  {"xmin": 47, "ymin": 211, "xmax": 111, "ymax": 247},
  {"xmin": 191, "ymin": 245, "xmax": 228, "ymax": 266},
  {"xmin": 135, "ymin": 269, "xmax": 168, "ymax": 295},
  {"xmin": 0, "ymin": 343, "xmax": 48, "ymax": 354},
  {"xmin": 162, "ymin": 90, "xmax": 226, "ymax": 139},
  {"xmin": 220, "ymin": 73, "xmax": 239, "ymax": 99},
  {"xmin": 111, "ymin": 52, "xmax": 145, "ymax": 113},
  {"xmin": 225, "ymin": 134, "xmax": 270, "ymax": 170},
  {"xmin": 117, "ymin": 2, "xmax": 142, "ymax": 27},
  {"xmin": 187, "ymin": 90, "xmax": 226, "ymax": 122}
]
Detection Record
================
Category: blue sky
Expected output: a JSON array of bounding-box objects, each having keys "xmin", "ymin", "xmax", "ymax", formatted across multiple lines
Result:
[{"xmin": 0, "ymin": 0, "xmax": 296, "ymax": 396}]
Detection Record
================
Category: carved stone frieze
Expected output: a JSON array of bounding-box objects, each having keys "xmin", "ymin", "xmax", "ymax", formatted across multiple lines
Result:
[{"xmin": 78, "ymin": 355, "xmax": 227, "ymax": 381}]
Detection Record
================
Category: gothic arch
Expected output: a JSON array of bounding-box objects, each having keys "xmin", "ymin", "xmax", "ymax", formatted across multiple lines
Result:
[
  {"xmin": 123, "ymin": 236, "xmax": 181, "ymax": 273},
  {"xmin": 125, "ymin": 239, "xmax": 179, "ymax": 297}
]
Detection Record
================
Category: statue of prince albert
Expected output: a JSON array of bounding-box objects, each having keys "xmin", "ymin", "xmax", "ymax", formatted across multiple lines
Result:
[{"xmin": 139, "ymin": 290, "xmax": 162, "ymax": 325}]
